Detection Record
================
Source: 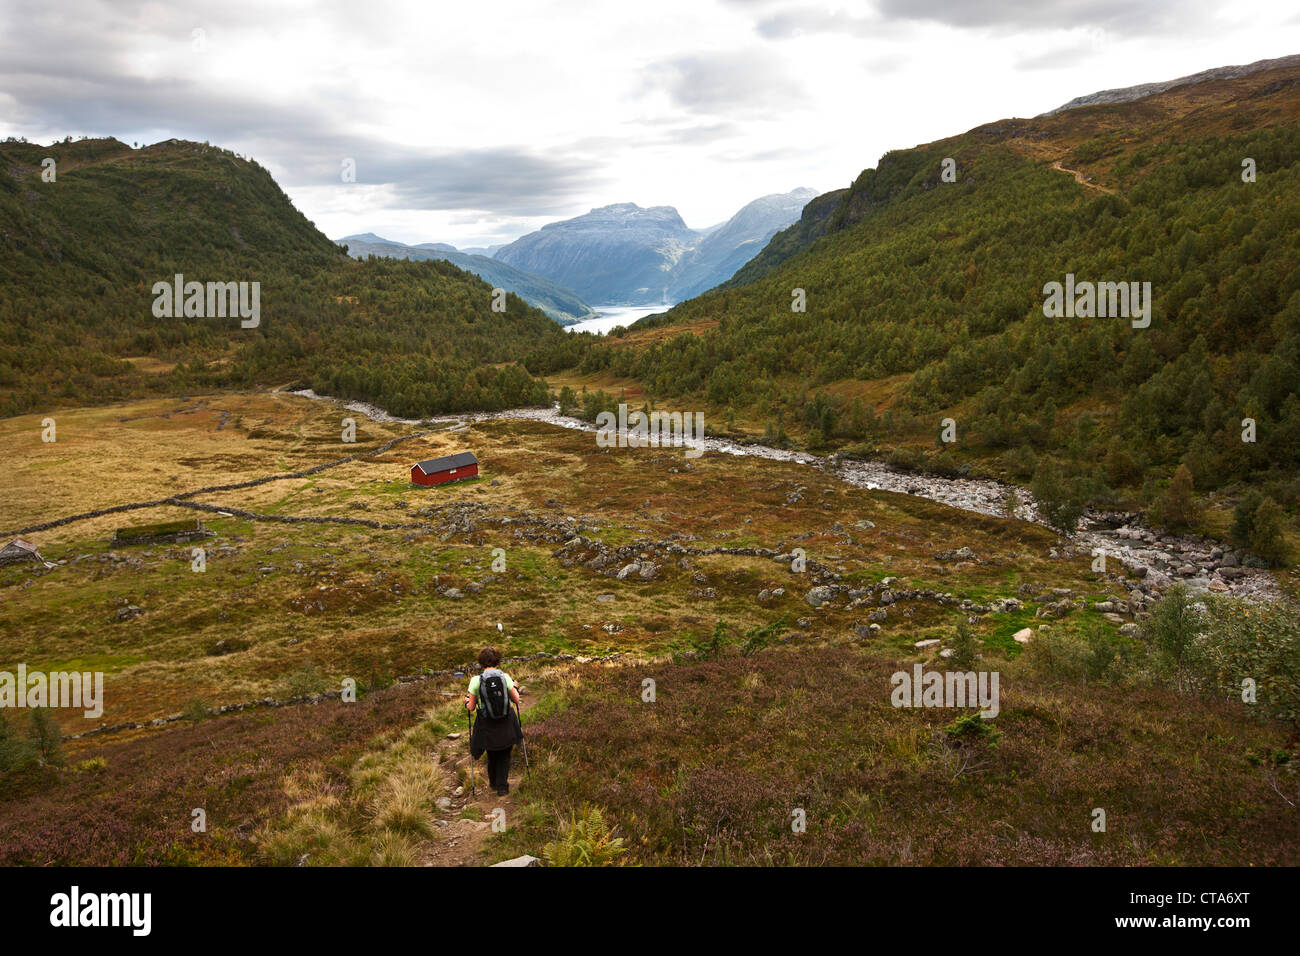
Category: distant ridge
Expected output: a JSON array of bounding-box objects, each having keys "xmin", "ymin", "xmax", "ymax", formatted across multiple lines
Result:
[
  {"xmin": 1041, "ymin": 53, "xmax": 1300, "ymax": 116},
  {"xmin": 338, "ymin": 235, "xmax": 595, "ymax": 325}
]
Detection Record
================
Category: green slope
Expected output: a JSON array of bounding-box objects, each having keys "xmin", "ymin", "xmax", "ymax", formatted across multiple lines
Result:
[
  {"xmin": 0, "ymin": 138, "xmax": 567, "ymax": 417},
  {"xmin": 339, "ymin": 236, "xmax": 596, "ymax": 325}
]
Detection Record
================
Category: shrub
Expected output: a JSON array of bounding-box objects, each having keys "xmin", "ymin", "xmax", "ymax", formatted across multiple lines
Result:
[
  {"xmin": 29, "ymin": 708, "xmax": 64, "ymax": 768},
  {"xmin": 1156, "ymin": 464, "xmax": 1199, "ymax": 533},
  {"xmin": 1198, "ymin": 597, "xmax": 1300, "ymax": 731},
  {"xmin": 948, "ymin": 620, "xmax": 980, "ymax": 670},
  {"xmin": 1140, "ymin": 584, "xmax": 1204, "ymax": 693},
  {"xmin": 278, "ymin": 662, "xmax": 329, "ymax": 698},
  {"xmin": 0, "ymin": 712, "xmax": 35, "ymax": 772},
  {"xmin": 1248, "ymin": 498, "xmax": 1292, "ymax": 568},
  {"xmin": 1031, "ymin": 463, "xmax": 1090, "ymax": 536},
  {"xmin": 1230, "ymin": 490, "xmax": 1263, "ymax": 549}
]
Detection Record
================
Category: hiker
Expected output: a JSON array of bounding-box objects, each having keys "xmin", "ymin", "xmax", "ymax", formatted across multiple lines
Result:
[{"xmin": 465, "ymin": 647, "xmax": 523, "ymax": 796}]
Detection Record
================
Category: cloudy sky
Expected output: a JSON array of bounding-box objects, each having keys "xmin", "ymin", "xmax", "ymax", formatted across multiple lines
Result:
[{"xmin": 2, "ymin": 0, "xmax": 1298, "ymax": 248}]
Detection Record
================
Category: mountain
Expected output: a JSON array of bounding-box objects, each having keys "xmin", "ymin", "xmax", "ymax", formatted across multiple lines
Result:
[
  {"xmin": 494, "ymin": 203, "xmax": 698, "ymax": 306},
  {"xmin": 337, "ymin": 234, "xmax": 595, "ymax": 325},
  {"xmin": 574, "ymin": 58, "xmax": 1300, "ymax": 496},
  {"xmin": 494, "ymin": 192, "xmax": 814, "ymax": 306},
  {"xmin": 668, "ymin": 188, "xmax": 818, "ymax": 300},
  {"xmin": 719, "ymin": 188, "xmax": 847, "ymax": 290},
  {"xmin": 0, "ymin": 138, "xmax": 566, "ymax": 417}
]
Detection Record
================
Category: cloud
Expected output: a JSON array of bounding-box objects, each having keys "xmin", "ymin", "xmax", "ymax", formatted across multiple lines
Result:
[
  {"xmin": 755, "ymin": 9, "xmax": 883, "ymax": 40},
  {"xmin": 1016, "ymin": 44, "xmax": 1102, "ymax": 70},
  {"xmin": 643, "ymin": 50, "xmax": 806, "ymax": 115},
  {"xmin": 872, "ymin": 0, "xmax": 1217, "ymax": 34}
]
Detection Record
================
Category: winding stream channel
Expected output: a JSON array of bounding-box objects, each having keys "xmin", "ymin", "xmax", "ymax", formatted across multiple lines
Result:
[{"xmin": 287, "ymin": 389, "xmax": 1287, "ymax": 604}]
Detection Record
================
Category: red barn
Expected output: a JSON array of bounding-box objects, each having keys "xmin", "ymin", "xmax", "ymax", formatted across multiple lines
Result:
[{"xmin": 411, "ymin": 452, "xmax": 479, "ymax": 487}]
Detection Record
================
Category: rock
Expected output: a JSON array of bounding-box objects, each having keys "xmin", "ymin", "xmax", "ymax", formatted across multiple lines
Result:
[
  {"xmin": 1207, "ymin": 579, "xmax": 1229, "ymax": 592},
  {"xmin": 1037, "ymin": 600, "xmax": 1073, "ymax": 619},
  {"xmin": 853, "ymin": 623, "xmax": 874, "ymax": 639},
  {"xmin": 854, "ymin": 520, "xmax": 875, "ymax": 530},
  {"xmin": 115, "ymin": 605, "xmax": 142, "ymax": 621},
  {"xmin": 1093, "ymin": 601, "xmax": 1116, "ymax": 613},
  {"xmin": 915, "ymin": 638, "xmax": 941, "ymax": 649},
  {"xmin": 1119, "ymin": 623, "xmax": 1140, "ymax": 636},
  {"xmin": 637, "ymin": 563, "xmax": 659, "ymax": 580},
  {"xmin": 491, "ymin": 855, "xmax": 540, "ymax": 867},
  {"xmin": 436, "ymin": 797, "xmax": 453, "ymax": 811},
  {"xmin": 446, "ymin": 732, "xmax": 462, "ymax": 740},
  {"xmin": 596, "ymin": 592, "xmax": 616, "ymax": 603},
  {"xmin": 1012, "ymin": 627, "xmax": 1033, "ymax": 644},
  {"xmin": 805, "ymin": 586, "xmax": 836, "ymax": 608},
  {"xmin": 616, "ymin": 563, "xmax": 641, "ymax": 580},
  {"xmin": 939, "ymin": 648, "xmax": 955, "ymax": 659},
  {"xmin": 444, "ymin": 588, "xmax": 465, "ymax": 600},
  {"xmin": 868, "ymin": 609, "xmax": 888, "ymax": 622}
]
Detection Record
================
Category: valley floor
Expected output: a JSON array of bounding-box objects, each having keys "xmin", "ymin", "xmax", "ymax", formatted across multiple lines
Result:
[{"xmin": 0, "ymin": 392, "xmax": 1296, "ymax": 865}]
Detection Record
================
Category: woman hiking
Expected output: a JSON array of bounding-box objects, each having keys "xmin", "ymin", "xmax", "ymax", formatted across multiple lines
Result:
[{"xmin": 466, "ymin": 647, "xmax": 523, "ymax": 796}]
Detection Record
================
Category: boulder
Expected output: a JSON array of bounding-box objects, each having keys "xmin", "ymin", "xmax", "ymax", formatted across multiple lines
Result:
[{"xmin": 805, "ymin": 586, "xmax": 836, "ymax": 608}]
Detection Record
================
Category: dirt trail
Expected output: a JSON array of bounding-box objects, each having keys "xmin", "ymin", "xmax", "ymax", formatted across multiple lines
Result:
[
  {"xmin": 1051, "ymin": 159, "xmax": 1116, "ymax": 195},
  {"xmin": 419, "ymin": 694, "xmax": 541, "ymax": 867}
]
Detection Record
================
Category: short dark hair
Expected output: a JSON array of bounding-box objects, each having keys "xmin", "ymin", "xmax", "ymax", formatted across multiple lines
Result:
[{"xmin": 478, "ymin": 646, "xmax": 501, "ymax": 668}]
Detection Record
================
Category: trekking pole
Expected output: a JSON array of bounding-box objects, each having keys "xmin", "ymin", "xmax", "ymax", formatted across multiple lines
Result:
[
  {"xmin": 466, "ymin": 706, "xmax": 476, "ymax": 796},
  {"xmin": 514, "ymin": 700, "xmax": 529, "ymax": 776}
]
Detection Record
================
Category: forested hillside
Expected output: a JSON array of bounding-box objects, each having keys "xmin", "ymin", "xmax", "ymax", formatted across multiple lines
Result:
[
  {"xmin": 557, "ymin": 64, "xmax": 1300, "ymax": 511},
  {"xmin": 0, "ymin": 138, "xmax": 565, "ymax": 417}
]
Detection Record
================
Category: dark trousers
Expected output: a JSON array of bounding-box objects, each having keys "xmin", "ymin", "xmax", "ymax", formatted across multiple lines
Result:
[{"xmin": 487, "ymin": 747, "xmax": 512, "ymax": 791}]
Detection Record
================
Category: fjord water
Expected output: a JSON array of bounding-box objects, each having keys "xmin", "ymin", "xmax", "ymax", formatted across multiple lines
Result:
[{"xmin": 565, "ymin": 304, "xmax": 670, "ymax": 334}]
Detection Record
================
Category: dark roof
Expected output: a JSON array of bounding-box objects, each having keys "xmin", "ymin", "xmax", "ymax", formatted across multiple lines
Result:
[{"xmin": 413, "ymin": 452, "xmax": 478, "ymax": 474}]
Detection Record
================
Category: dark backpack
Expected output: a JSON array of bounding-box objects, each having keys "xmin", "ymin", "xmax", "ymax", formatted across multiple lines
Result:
[{"xmin": 478, "ymin": 670, "xmax": 510, "ymax": 720}]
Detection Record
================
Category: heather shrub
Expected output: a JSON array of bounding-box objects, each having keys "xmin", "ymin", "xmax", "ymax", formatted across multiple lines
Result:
[{"xmin": 514, "ymin": 645, "xmax": 1300, "ymax": 865}]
